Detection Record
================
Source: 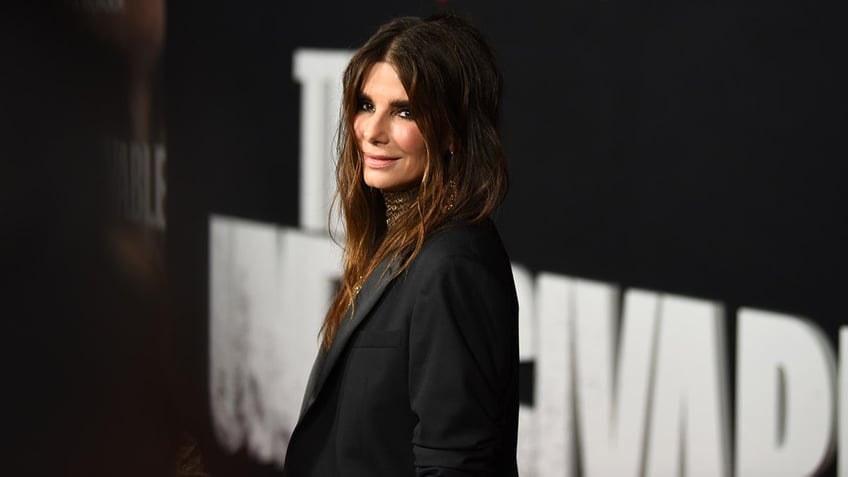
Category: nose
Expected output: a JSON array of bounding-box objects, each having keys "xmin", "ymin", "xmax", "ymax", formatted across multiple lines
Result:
[{"xmin": 360, "ymin": 110, "xmax": 389, "ymax": 145}]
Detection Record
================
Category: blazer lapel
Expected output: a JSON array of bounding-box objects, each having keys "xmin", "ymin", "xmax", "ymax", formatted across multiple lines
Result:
[{"xmin": 298, "ymin": 255, "xmax": 399, "ymax": 418}]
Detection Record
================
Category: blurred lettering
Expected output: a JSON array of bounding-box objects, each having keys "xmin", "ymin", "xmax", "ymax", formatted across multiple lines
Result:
[
  {"xmin": 575, "ymin": 285, "xmax": 659, "ymax": 477},
  {"xmin": 736, "ymin": 309, "xmax": 836, "ymax": 477},
  {"xmin": 109, "ymin": 139, "xmax": 166, "ymax": 229},
  {"xmin": 292, "ymin": 49, "xmax": 353, "ymax": 235},
  {"xmin": 209, "ymin": 217, "xmax": 340, "ymax": 466},
  {"xmin": 515, "ymin": 274, "xmax": 835, "ymax": 476},
  {"xmin": 645, "ymin": 295, "xmax": 730, "ymax": 477}
]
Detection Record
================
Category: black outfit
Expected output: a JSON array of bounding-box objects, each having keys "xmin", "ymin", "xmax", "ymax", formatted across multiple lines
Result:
[{"xmin": 283, "ymin": 219, "xmax": 520, "ymax": 476}]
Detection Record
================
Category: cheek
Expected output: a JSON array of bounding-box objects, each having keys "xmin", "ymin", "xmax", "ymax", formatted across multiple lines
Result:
[
  {"xmin": 353, "ymin": 118, "xmax": 365, "ymax": 140},
  {"xmin": 394, "ymin": 125, "xmax": 427, "ymax": 156}
]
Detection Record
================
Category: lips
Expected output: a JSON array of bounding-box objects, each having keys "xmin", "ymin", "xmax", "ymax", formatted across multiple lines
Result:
[{"xmin": 364, "ymin": 153, "xmax": 398, "ymax": 169}]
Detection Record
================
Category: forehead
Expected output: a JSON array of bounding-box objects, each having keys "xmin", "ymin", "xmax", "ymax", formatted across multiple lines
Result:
[{"xmin": 361, "ymin": 62, "xmax": 408, "ymax": 99}]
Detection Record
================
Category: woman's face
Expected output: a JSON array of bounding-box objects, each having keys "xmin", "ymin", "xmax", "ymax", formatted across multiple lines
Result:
[{"xmin": 355, "ymin": 62, "xmax": 428, "ymax": 192}]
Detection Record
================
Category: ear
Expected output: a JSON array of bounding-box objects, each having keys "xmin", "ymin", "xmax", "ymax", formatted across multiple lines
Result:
[{"xmin": 445, "ymin": 136, "xmax": 454, "ymax": 158}]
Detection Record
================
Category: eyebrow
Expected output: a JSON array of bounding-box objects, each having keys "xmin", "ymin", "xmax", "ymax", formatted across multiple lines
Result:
[{"xmin": 358, "ymin": 93, "xmax": 410, "ymax": 109}]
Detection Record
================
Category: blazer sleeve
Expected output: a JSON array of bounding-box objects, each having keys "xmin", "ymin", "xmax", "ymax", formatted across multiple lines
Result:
[{"xmin": 408, "ymin": 252, "xmax": 518, "ymax": 476}]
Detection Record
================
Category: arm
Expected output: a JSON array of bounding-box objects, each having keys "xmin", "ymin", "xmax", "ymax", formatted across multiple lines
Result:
[{"xmin": 408, "ymin": 254, "xmax": 519, "ymax": 476}]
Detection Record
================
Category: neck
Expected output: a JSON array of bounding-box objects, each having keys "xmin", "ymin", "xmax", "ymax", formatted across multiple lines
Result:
[{"xmin": 382, "ymin": 185, "xmax": 419, "ymax": 230}]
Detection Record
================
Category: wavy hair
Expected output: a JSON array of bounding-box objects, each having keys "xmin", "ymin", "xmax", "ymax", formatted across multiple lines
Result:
[{"xmin": 321, "ymin": 12, "xmax": 508, "ymax": 349}]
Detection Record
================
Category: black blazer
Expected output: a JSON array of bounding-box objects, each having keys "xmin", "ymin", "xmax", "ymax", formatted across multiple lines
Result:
[{"xmin": 283, "ymin": 220, "xmax": 519, "ymax": 476}]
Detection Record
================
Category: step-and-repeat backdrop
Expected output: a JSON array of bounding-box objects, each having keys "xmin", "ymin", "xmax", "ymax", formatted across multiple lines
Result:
[{"xmin": 8, "ymin": 1, "xmax": 845, "ymax": 476}]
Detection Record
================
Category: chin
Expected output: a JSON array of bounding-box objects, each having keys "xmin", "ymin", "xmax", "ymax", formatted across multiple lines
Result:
[
  {"xmin": 363, "ymin": 173, "xmax": 395, "ymax": 191},
  {"xmin": 364, "ymin": 170, "xmax": 422, "ymax": 192}
]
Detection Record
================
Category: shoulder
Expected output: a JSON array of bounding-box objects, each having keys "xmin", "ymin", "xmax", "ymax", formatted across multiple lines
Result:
[
  {"xmin": 407, "ymin": 219, "xmax": 514, "ymax": 285},
  {"xmin": 419, "ymin": 219, "xmax": 508, "ymax": 262}
]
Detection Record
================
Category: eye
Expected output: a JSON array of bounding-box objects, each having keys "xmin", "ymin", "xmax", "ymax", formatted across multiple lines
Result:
[
  {"xmin": 357, "ymin": 98, "xmax": 374, "ymax": 112},
  {"xmin": 397, "ymin": 107, "xmax": 413, "ymax": 120}
]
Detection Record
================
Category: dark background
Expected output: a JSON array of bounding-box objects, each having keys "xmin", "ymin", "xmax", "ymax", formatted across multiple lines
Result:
[{"xmin": 6, "ymin": 0, "xmax": 846, "ymax": 475}]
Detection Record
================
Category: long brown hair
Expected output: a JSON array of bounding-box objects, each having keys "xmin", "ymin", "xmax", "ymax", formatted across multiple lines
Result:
[{"xmin": 321, "ymin": 12, "xmax": 508, "ymax": 349}]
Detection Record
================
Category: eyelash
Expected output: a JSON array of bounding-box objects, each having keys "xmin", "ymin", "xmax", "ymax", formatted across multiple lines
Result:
[
  {"xmin": 357, "ymin": 100, "xmax": 374, "ymax": 112},
  {"xmin": 356, "ymin": 100, "xmax": 414, "ymax": 120}
]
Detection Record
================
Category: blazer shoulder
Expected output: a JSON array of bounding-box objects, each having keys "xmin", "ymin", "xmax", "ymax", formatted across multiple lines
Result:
[{"xmin": 415, "ymin": 219, "xmax": 512, "ymax": 271}]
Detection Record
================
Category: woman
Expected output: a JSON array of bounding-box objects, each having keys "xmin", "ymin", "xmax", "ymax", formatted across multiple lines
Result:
[{"xmin": 283, "ymin": 12, "xmax": 519, "ymax": 476}]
